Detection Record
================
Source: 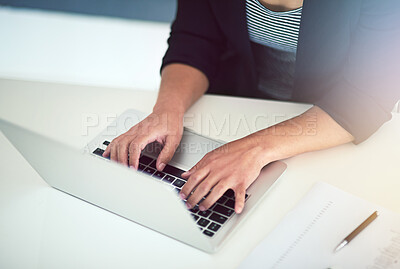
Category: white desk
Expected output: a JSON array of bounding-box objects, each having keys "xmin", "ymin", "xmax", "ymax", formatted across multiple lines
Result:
[{"xmin": 0, "ymin": 78, "xmax": 399, "ymax": 269}]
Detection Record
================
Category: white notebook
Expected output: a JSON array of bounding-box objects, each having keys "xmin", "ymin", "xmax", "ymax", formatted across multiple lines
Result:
[{"xmin": 239, "ymin": 182, "xmax": 400, "ymax": 269}]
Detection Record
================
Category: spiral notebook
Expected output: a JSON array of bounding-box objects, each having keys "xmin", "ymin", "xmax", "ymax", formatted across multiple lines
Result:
[{"xmin": 239, "ymin": 182, "xmax": 400, "ymax": 269}]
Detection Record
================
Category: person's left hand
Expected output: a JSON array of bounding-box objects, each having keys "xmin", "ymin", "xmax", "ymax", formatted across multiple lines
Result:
[{"xmin": 179, "ymin": 135, "xmax": 269, "ymax": 214}]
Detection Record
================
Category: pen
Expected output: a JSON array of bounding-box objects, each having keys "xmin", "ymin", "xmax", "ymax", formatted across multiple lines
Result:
[{"xmin": 334, "ymin": 210, "xmax": 379, "ymax": 253}]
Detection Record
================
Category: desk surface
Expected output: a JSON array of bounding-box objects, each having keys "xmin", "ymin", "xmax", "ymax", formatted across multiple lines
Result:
[{"xmin": 0, "ymin": 78, "xmax": 399, "ymax": 269}]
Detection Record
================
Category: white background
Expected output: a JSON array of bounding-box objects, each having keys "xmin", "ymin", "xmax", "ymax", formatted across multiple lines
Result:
[{"xmin": 0, "ymin": 7, "xmax": 170, "ymax": 91}]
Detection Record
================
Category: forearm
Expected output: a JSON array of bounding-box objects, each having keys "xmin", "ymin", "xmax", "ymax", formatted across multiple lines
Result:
[
  {"xmin": 253, "ymin": 106, "xmax": 355, "ymax": 164},
  {"xmin": 154, "ymin": 63, "xmax": 209, "ymax": 114}
]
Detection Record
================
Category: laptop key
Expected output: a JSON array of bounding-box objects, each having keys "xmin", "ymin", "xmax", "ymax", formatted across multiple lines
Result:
[
  {"xmin": 223, "ymin": 189, "xmax": 235, "ymax": 198},
  {"xmin": 92, "ymin": 148, "xmax": 105, "ymax": 157},
  {"xmin": 139, "ymin": 155, "xmax": 153, "ymax": 166},
  {"xmin": 198, "ymin": 210, "xmax": 212, "ymax": 218},
  {"xmin": 190, "ymin": 206, "xmax": 199, "ymax": 214},
  {"xmin": 225, "ymin": 199, "xmax": 235, "ymax": 209},
  {"xmin": 163, "ymin": 175, "xmax": 175, "ymax": 184},
  {"xmin": 197, "ymin": 218, "xmax": 210, "ymax": 227},
  {"xmin": 214, "ymin": 204, "xmax": 234, "ymax": 217},
  {"xmin": 149, "ymin": 160, "xmax": 157, "ymax": 169},
  {"xmin": 103, "ymin": 141, "xmax": 110, "ymax": 146},
  {"xmin": 172, "ymin": 179, "xmax": 185, "ymax": 188},
  {"xmin": 138, "ymin": 163, "xmax": 146, "ymax": 171},
  {"xmin": 203, "ymin": 230, "xmax": 215, "ymax": 237},
  {"xmin": 217, "ymin": 196, "xmax": 227, "ymax": 204},
  {"xmin": 209, "ymin": 213, "xmax": 228, "ymax": 225},
  {"xmin": 191, "ymin": 214, "xmax": 199, "ymax": 221},
  {"xmin": 163, "ymin": 164, "xmax": 185, "ymax": 178},
  {"xmin": 208, "ymin": 222, "xmax": 221, "ymax": 232},
  {"xmin": 153, "ymin": 171, "xmax": 165, "ymax": 180},
  {"xmin": 142, "ymin": 167, "xmax": 156, "ymax": 176},
  {"xmin": 209, "ymin": 203, "xmax": 217, "ymax": 211}
]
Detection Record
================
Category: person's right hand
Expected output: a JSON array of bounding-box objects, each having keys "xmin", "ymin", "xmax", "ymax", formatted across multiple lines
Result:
[{"xmin": 102, "ymin": 108, "xmax": 184, "ymax": 171}]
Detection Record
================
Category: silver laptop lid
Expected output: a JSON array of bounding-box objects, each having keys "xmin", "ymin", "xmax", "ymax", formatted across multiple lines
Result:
[{"xmin": 0, "ymin": 118, "xmax": 215, "ymax": 252}]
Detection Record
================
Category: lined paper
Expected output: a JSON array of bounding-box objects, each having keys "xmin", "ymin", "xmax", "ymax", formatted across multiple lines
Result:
[{"xmin": 239, "ymin": 182, "xmax": 400, "ymax": 269}]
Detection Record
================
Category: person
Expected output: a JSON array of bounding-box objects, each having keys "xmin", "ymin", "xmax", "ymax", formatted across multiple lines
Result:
[{"xmin": 103, "ymin": 0, "xmax": 400, "ymax": 214}]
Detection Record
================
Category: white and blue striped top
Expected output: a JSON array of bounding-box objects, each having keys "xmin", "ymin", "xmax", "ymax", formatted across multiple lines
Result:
[{"xmin": 246, "ymin": 0, "xmax": 302, "ymax": 52}]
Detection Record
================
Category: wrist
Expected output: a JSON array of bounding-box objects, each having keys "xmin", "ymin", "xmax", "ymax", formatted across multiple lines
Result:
[
  {"xmin": 153, "ymin": 101, "xmax": 186, "ymax": 116},
  {"xmin": 247, "ymin": 132, "xmax": 281, "ymax": 166}
]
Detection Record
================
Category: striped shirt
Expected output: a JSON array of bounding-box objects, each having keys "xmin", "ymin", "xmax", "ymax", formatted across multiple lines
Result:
[{"xmin": 246, "ymin": 0, "xmax": 302, "ymax": 52}]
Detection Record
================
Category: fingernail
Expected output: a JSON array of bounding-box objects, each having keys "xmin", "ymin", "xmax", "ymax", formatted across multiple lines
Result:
[
  {"xmin": 179, "ymin": 193, "xmax": 186, "ymax": 199},
  {"xmin": 199, "ymin": 205, "xmax": 206, "ymax": 211},
  {"xmin": 182, "ymin": 171, "xmax": 191, "ymax": 177},
  {"xmin": 186, "ymin": 203, "xmax": 192, "ymax": 209},
  {"xmin": 158, "ymin": 163, "xmax": 166, "ymax": 171}
]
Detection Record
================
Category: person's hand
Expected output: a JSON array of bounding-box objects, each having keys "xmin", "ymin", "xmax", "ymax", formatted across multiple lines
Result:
[
  {"xmin": 103, "ymin": 108, "xmax": 183, "ymax": 171},
  {"xmin": 179, "ymin": 135, "xmax": 269, "ymax": 214}
]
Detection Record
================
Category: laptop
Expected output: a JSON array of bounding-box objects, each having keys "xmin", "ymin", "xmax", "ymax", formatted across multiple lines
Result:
[{"xmin": 0, "ymin": 109, "xmax": 286, "ymax": 253}]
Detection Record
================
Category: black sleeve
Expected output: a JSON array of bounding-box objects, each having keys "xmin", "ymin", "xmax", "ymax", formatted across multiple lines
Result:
[
  {"xmin": 160, "ymin": 0, "xmax": 225, "ymax": 81},
  {"xmin": 315, "ymin": 0, "xmax": 400, "ymax": 144}
]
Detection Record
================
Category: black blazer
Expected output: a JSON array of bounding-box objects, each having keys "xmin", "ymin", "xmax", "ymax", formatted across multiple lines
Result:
[{"xmin": 162, "ymin": 0, "xmax": 400, "ymax": 143}]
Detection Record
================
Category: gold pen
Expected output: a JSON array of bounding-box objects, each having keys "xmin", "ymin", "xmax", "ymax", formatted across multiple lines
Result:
[{"xmin": 334, "ymin": 211, "xmax": 379, "ymax": 253}]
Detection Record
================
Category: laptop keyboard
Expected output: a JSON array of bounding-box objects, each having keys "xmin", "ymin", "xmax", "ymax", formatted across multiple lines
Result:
[{"xmin": 92, "ymin": 141, "xmax": 249, "ymax": 238}]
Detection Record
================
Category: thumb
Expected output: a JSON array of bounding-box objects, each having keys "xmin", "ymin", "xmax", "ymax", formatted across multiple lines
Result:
[{"xmin": 156, "ymin": 135, "xmax": 181, "ymax": 171}]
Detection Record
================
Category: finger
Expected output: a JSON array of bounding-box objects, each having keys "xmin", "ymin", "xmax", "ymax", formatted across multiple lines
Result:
[
  {"xmin": 181, "ymin": 170, "xmax": 192, "ymax": 179},
  {"xmin": 156, "ymin": 135, "xmax": 180, "ymax": 171},
  {"xmin": 198, "ymin": 181, "xmax": 230, "ymax": 211},
  {"xmin": 110, "ymin": 140, "xmax": 119, "ymax": 162},
  {"xmin": 117, "ymin": 139, "xmax": 130, "ymax": 166},
  {"xmin": 186, "ymin": 175, "xmax": 220, "ymax": 210},
  {"xmin": 179, "ymin": 167, "xmax": 209, "ymax": 200},
  {"xmin": 181, "ymin": 160, "xmax": 203, "ymax": 179},
  {"xmin": 234, "ymin": 185, "xmax": 246, "ymax": 214},
  {"xmin": 128, "ymin": 137, "xmax": 148, "ymax": 169},
  {"xmin": 103, "ymin": 144, "xmax": 111, "ymax": 157}
]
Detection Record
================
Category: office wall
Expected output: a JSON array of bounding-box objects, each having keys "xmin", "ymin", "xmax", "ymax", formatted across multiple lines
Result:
[
  {"xmin": 0, "ymin": 6, "xmax": 171, "ymax": 90},
  {"xmin": 0, "ymin": 0, "xmax": 176, "ymax": 22}
]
